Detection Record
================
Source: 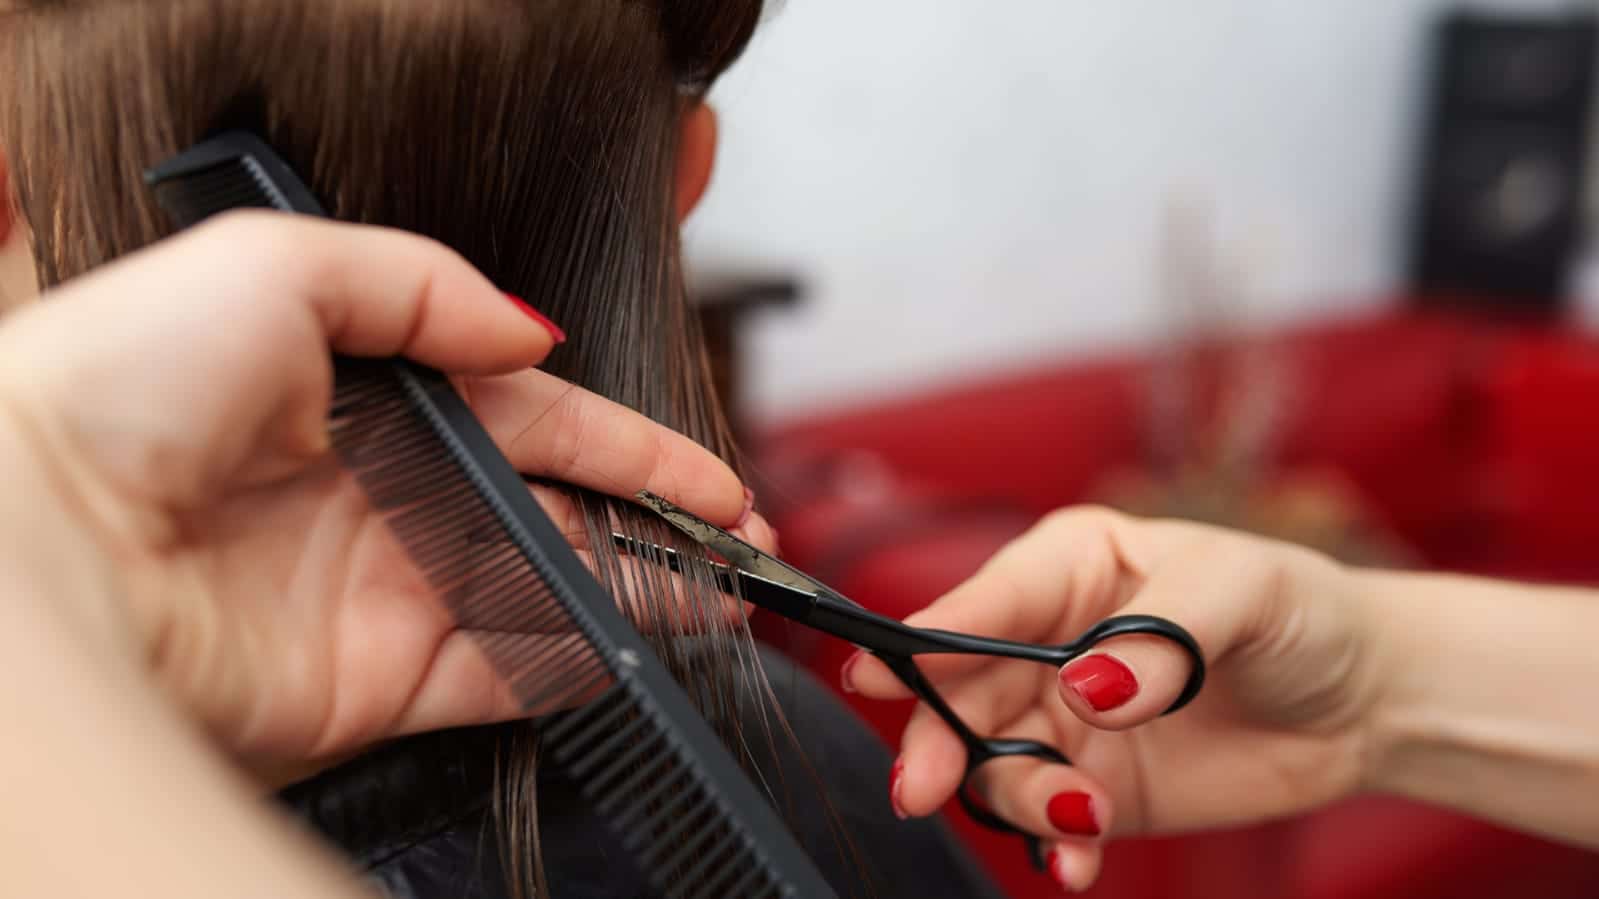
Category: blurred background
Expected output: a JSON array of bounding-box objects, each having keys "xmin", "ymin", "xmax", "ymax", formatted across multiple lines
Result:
[{"xmin": 680, "ymin": 0, "xmax": 1599, "ymax": 896}]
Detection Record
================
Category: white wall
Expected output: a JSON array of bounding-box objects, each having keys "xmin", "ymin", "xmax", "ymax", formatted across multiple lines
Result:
[{"xmin": 686, "ymin": 0, "xmax": 1590, "ymax": 422}]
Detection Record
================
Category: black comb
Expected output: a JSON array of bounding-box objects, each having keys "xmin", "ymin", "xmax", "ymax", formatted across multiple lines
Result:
[{"xmin": 145, "ymin": 131, "xmax": 836, "ymax": 899}]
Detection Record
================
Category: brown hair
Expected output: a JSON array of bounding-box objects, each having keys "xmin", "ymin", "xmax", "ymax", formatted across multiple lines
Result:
[{"xmin": 0, "ymin": 1, "xmax": 814, "ymax": 895}]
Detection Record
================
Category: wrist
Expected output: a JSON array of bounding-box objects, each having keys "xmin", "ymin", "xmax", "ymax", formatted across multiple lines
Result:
[
  {"xmin": 1353, "ymin": 567, "xmax": 1522, "ymax": 799},
  {"xmin": 1351, "ymin": 568, "xmax": 1599, "ymax": 844},
  {"xmin": 1342, "ymin": 567, "xmax": 1430, "ymax": 797},
  {"xmin": 1349, "ymin": 566, "xmax": 1513, "ymax": 802}
]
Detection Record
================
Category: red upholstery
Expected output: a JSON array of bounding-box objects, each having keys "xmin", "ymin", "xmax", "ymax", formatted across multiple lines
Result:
[{"xmin": 751, "ymin": 311, "xmax": 1599, "ymax": 898}]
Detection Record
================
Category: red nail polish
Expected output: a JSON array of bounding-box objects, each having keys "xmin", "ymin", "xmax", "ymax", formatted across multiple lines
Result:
[
  {"xmin": 505, "ymin": 293, "xmax": 566, "ymax": 343},
  {"xmin": 1061, "ymin": 654, "xmax": 1138, "ymax": 712},
  {"xmin": 840, "ymin": 651, "xmax": 863, "ymax": 694},
  {"xmin": 889, "ymin": 758, "xmax": 908, "ymax": 820},
  {"xmin": 734, "ymin": 487, "xmax": 755, "ymax": 529},
  {"xmin": 1045, "ymin": 847, "xmax": 1074, "ymax": 893},
  {"xmin": 1046, "ymin": 791, "xmax": 1100, "ymax": 836}
]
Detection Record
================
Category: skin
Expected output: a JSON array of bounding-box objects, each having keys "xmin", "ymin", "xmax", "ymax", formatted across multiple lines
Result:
[{"xmin": 844, "ymin": 507, "xmax": 1599, "ymax": 892}]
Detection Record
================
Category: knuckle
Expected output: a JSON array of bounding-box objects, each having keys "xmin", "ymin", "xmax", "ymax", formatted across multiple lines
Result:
[
  {"xmin": 1039, "ymin": 503, "xmax": 1122, "ymax": 535},
  {"xmin": 194, "ymin": 210, "xmax": 310, "ymax": 290},
  {"xmin": 199, "ymin": 207, "xmax": 281, "ymax": 237},
  {"xmin": 395, "ymin": 230, "xmax": 463, "ymax": 269},
  {"xmin": 1218, "ymin": 536, "xmax": 1279, "ymax": 583},
  {"xmin": 549, "ymin": 390, "xmax": 593, "ymax": 476},
  {"xmin": 198, "ymin": 209, "xmax": 295, "ymax": 258},
  {"xmin": 1178, "ymin": 532, "xmax": 1295, "ymax": 607},
  {"xmin": 645, "ymin": 427, "xmax": 678, "ymax": 495}
]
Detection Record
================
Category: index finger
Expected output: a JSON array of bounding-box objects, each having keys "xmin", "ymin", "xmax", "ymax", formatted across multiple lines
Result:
[
  {"xmin": 464, "ymin": 368, "xmax": 761, "ymax": 533},
  {"xmin": 216, "ymin": 211, "xmax": 562, "ymax": 373}
]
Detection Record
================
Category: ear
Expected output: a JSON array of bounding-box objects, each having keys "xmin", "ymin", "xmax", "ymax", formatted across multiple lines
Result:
[{"xmin": 674, "ymin": 101, "xmax": 718, "ymax": 223}]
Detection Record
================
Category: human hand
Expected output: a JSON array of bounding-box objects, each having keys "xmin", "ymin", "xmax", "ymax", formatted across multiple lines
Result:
[
  {"xmin": 843, "ymin": 506, "xmax": 1385, "ymax": 892},
  {"xmin": 0, "ymin": 211, "xmax": 774, "ymax": 783}
]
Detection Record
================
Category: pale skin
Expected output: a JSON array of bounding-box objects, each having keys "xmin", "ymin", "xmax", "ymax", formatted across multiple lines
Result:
[
  {"xmin": 844, "ymin": 507, "xmax": 1599, "ymax": 892},
  {"xmin": 2, "ymin": 108, "xmax": 753, "ymax": 897}
]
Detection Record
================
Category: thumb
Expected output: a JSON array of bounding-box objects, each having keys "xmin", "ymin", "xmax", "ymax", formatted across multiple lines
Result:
[
  {"xmin": 233, "ymin": 212, "xmax": 565, "ymax": 373},
  {"xmin": 1055, "ymin": 537, "xmax": 1270, "ymax": 731},
  {"xmin": 2, "ymin": 212, "xmax": 563, "ymax": 511}
]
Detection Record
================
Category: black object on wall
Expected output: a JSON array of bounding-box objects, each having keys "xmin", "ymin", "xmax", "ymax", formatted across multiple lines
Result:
[{"xmin": 1407, "ymin": 11, "xmax": 1598, "ymax": 315}]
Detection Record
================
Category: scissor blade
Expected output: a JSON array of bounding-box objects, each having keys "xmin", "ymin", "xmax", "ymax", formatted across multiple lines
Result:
[
  {"xmin": 634, "ymin": 490, "xmax": 827, "ymax": 597},
  {"xmin": 609, "ymin": 533, "xmax": 819, "ymax": 616}
]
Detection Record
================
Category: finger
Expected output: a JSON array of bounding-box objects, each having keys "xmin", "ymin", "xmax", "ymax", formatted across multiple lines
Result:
[
  {"xmin": 893, "ymin": 660, "xmax": 1047, "ymax": 817},
  {"xmin": 840, "ymin": 634, "xmax": 916, "ymax": 699},
  {"xmin": 160, "ymin": 211, "xmax": 559, "ymax": 374},
  {"xmin": 33, "ymin": 211, "xmax": 533, "ymax": 377},
  {"xmin": 464, "ymin": 368, "xmax": 754, "ymax": 529},
  {"xmin": 1045, "ymin": 841, "xmax": 1104, "ymax": 894},
  {"xmin": 847, "ymin": 506, "xmax": 1160, "ymax": 699},
  {"xmin": 966, "ymin": 711, "xmax": 1113, "ymax": 844},
  {"xmin": 891, "ymin": 711, "xmax": 966, "ymax": 820},
  {"xmin": 3, "ymin": 214, "xmax": 558, "ymax": 509},
  {"xmin": 731, "ymin": 510, "xmax": 779, "ymax": 557},
  {"xmin": 1056, "ymin": 531, "xmax": 1274, "ymax": 730}
]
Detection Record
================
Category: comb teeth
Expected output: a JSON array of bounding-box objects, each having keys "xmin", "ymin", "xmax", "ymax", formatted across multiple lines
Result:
[
  {"xmin": 144, "ymin": 130, "xmax": 326, "ymax": 224},
  {"xmin": 330, "ymin": 366, "xmax": 611, "ymax": 716},
  {"xmin": 149, "ymin": 157, "xmax": 284, "ymax": 224},
  {"xmin": 330, "ymin": 361, "xmax": 816, "ymax": 898},
  {"xmin": 542, "ymin": 684, "xmax": 787, "ymax": 899}
]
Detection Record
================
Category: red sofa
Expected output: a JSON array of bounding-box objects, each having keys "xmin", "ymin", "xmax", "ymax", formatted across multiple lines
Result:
[{"xmin": 748, "ymin": 310, "xmax": 1599, "ymax": 898}]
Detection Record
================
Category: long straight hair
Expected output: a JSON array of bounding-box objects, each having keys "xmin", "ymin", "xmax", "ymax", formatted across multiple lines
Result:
[{"xmin": 0, "ymin": 1, "xmax": 822, "ymax": 895}]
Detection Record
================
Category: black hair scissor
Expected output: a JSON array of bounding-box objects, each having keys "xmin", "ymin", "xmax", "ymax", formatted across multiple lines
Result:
[{"xmin": 619, "ymin": 491, "xmax": 1206, "ymax": 870}]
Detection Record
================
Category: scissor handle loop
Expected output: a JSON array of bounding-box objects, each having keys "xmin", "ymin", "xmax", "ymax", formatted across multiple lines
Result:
[
  {"xmin": 957, "ymin": 738, "xmax": 1068, "ymax": 871},
  {"xmin": 944, "ymin": 614, "xmax": 1206, "ymax": 874}
]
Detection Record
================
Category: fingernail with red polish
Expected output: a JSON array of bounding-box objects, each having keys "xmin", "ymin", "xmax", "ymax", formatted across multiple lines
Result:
[
  {"xmin": 889, "ymin": 758, "xmax": 908, "ymax": 820},
  {"xmin": 840, "ymin": 650, "xmax": 863, "ymax": 694},
  {"xmin": 1046, "ymin": 791, "xmax": 1101, "ymax": 837},
  {"xmin": 505, "ymin": 293, "xmax": 566, "ymax": 343},
  {"xmin": 1061, "ymin": 654, "xmax": 1139, "ymax": 712},
  {"xmin": 1045, "ymin": 847, "xmax": 1074, "ymax": 893},
  {"xmin": 734, "ymin": 487, "xmax": 755, "ymax": 529}
]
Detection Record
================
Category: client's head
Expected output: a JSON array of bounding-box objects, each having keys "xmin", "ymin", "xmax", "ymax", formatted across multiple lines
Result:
[{"xmin": 1, "ymin": 0, "xmax": 757, "ymax": 429}]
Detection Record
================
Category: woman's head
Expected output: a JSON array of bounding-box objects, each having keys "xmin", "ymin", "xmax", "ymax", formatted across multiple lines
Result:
[{"xmin": 2, "ymin": 0, "xmax": 784, "ymax": 894}]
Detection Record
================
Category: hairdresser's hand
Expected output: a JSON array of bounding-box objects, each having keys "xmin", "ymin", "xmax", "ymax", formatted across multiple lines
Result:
[
  {"xmin": 0, "ymin": 211, "xmax": 775, "ymax": 786},
  {"xmin": 843, "ymin": 507, "xmax": 1386, "ymax": 893}
]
